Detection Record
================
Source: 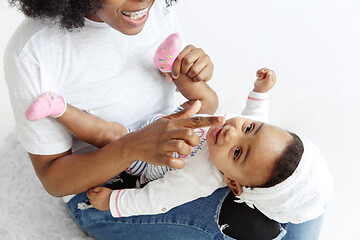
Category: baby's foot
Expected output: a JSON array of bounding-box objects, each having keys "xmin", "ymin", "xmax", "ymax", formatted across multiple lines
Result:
[
  {"xmin": 25, "ymin": 92, "xmax": 66, "ymax": 121},
  {"xmin": 153, "ymin": 32, "xmax": 183, "ymax": 72}
]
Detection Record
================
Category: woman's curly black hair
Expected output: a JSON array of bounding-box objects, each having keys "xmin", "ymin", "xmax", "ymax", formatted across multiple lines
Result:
[{"xmin": 8, "ymin": 0, "xmax": 177, "ymax": 30}]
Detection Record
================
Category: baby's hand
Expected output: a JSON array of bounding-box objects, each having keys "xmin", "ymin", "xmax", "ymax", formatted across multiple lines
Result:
[
  {"xmin": 253, "ymin": 68, "xmax": 276, "ymax": 93},
  {"xmin": 87, "ymin": 187, "xmax": 112, "ymax": 211}
]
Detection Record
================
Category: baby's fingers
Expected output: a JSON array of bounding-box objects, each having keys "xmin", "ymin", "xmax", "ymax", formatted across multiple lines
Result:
[
  {"xmin": 264, "ymin": 69, "xmax": 276, "ymax": 84},
  {"xmin": 88, "ymin": 186, "xmax": 103, "ymax": 193},
  {"xmin": 256, "ymin": 68, "xmax": 269, "ymax": 79},
  {"xmin": 172, "ymin": 45, "xmax": 195, "ymax": 79},
  {"xmin": 187, "ymin": 55, "xmax": 213, "ymax": 82},
  {"xmin": 87, "ymin": 186, "xmax": 104, "ymax": 200}
]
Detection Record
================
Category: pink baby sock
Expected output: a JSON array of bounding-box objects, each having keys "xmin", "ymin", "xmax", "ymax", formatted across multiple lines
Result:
[
  {"xmin": 153, "ymin": 32, "xmax": 183, "ymax": 73},
  {"xmin": 25, "ymin": 92, "xmax": 66, "ymax": 121}
]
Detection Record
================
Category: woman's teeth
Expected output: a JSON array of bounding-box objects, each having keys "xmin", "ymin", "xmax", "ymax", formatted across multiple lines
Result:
[{"xmin": 122, "ymin": 8, "xmax": 149, "ymax": 20}]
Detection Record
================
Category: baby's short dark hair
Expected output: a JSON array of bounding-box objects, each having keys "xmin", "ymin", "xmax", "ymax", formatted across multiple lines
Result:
[{"xmin": 260, "ymin": 132, "xmax": 304, "ymax": 188}]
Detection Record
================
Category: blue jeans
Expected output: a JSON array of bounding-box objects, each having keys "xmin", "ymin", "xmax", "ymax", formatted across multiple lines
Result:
[
  {"xmin": 281, "ymin": 214, "xmax": 324, "ymax": 240},
  {"xmin": 67, "ymin": 187, "xmax": 323, "ymax": 240}
]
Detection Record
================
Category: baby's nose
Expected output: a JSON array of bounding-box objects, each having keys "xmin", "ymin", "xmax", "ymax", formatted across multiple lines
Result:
[{"xmin": 225, "ymin": 126, "xmax": 239, "ymax": 142}]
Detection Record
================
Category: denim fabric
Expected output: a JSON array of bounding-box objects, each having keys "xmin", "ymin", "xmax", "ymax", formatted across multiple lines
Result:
[
  {"xmin": 67, "ymin": 186, "xmax": 324, "ymax": 240},
  {"xmin": 67, "ymin": 187, "xmax": 234, "ymax": 240},
  {"xmin": 281, "ymin": 214, "xmax": 324, "ymax": 240}
]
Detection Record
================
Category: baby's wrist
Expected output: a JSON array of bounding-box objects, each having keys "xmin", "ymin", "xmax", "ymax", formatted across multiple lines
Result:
[
  {"xmin": 248, "ymin": 91, "xmax": 269, "ymax": 101},
  {"xmin": 252, "ymin": 87, "xmax": 269, "ymax": 93}
]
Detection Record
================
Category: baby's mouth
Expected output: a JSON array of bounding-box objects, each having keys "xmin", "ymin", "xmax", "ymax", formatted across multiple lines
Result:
[
  {"xmin": 212, "ymin": 127, "xmax": 224, "ymax": 144},
  {"xmin": 121, "ymin": 6, "xmax": 150, "ymax": 20}
]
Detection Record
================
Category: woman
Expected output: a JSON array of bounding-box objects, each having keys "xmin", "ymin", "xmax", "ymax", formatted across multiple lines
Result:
[{"xmin": 4, "ymin": 0, "xmax": 323, "ymax": 239}]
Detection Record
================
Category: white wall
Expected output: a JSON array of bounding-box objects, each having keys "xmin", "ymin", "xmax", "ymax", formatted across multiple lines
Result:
[
  {"xmin": 1, "ymin": 0, "xmax": 359, "ymax": 239},
  {"xmin": 175, "ymin": 1, "xmax": 360, "ymax": 239}
]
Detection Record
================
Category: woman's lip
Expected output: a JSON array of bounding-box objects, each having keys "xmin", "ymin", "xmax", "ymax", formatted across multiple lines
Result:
[
  {"xmin": 121, "ymin": 10, "xmax": 149, "ymax": 27},
  {"xmin": 121, "ymin": 2, "xmax": 152, "ymax": 16},
  {"xmin": 120, "ymin": 3, "xmax": 151, "ymax": 26},
  {"xmin": 122, "ymin": 5, "xmax": 150, "ymax": 13}
]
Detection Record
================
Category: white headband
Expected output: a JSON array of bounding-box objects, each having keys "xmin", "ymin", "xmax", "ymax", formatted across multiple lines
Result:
[{"xmin": 235, "ymin": 136, "xmax": 333, "ymax": 224}]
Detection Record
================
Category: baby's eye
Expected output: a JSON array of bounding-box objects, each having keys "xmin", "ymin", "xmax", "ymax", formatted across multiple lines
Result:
[
  {"xmin": 245, "ymin": 123, "xmax": 254, "ymax": 133},
  {"xmin": 233, "ymin": 147, "xmax": 241, "ymax": 160}
]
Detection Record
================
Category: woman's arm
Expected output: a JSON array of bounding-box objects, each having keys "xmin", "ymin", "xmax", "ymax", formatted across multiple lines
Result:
[
  {"xmin": 28, "ymin": 139, "xmax": 135, "ymax": 197},
  {"xmin": 29, "ymin": 104, "xmax": 224, "ymax": 197}
]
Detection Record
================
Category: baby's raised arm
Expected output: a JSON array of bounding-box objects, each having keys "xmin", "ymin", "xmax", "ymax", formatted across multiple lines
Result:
[
  {"xmin": 154, "ymin": 33, "xmax": 218, "ymax": 115},
  {"xmin": 241, "ymin": 68, "xmax": 276, "ymax": 122},
  {"xmin": 173, "ymin": 73, "xmax": 218, "ymax": 115}
]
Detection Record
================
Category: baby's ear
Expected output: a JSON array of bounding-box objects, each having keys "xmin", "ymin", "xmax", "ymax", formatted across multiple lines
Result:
[{"xmin": 223, "ymin": 176, "xmax": 243, "ymax": 196}]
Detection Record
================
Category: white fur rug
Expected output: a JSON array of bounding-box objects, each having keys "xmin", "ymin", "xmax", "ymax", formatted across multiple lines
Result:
[{"xmin": 0, "ymin": 129, "xmax": 93, "ymax": 240}]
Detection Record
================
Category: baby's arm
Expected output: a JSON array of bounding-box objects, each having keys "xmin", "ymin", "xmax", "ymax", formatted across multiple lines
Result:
[
  {"xmin": 241, "ymin": 68, "xmax": 276, "ymax": 122},
  {"xmin": 173, "ymin": 73, "xmax": 218, "ymax": 115},
  {"xmin": 154, "ymin": 33, "xmax": 217, "ymax": 114},
  {"xmin": 25, "ymin": 92, "xmax": 128, "ymax": 148},
  {"xmin": 87, "ymin": 157, "xmax": 226, "ymax": 217}
]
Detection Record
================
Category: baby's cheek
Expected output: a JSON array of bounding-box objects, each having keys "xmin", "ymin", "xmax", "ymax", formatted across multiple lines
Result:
[{"xmin": 208, "ymin": 149, "xmax": 217, "ymax": 165}]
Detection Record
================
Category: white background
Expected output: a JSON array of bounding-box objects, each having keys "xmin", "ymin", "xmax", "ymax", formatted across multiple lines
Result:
[{"xmin": 1, "ymin": 0, "xmax": 360, "ymax": 239}]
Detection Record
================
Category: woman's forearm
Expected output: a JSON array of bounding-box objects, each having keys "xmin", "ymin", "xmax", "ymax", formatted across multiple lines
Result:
[
  {"xmin": 29, "ymin": 107, "xmax": 224, "ymax": 197},
  {"xmin": 29, "ymin": 136, "xmax": 135, "ymax": 197}
]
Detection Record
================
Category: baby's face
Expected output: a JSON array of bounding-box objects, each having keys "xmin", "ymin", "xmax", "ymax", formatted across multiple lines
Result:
[{"xmin": 206, "ymin": 116, "xmax": 293, "ymax": 187}]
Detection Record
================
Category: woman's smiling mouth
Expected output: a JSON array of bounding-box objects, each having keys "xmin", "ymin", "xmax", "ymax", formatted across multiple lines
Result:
[{"xmin": 121, "ymin": 5, "xmax": 150, "ymax": 20}]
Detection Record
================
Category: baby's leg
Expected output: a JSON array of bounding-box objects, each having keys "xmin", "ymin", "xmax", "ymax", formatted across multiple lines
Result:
[
  {"xmin": 141, "ymin": 164, "xmax": 173, "ymax": 184},
  {"xmin": 25, "ymin": 92, "xmax": 66, "ymax": 121},
  {"xmin": 26, "ymin": 92, "xmax": 128, "ymax": 148},
  {"xmin": 125, "ymin": 161, "xmax": 147, "ymax": 177},
  {"xmin": 59, "ymin": 105, "xmax": 128, "ymax": 148}
]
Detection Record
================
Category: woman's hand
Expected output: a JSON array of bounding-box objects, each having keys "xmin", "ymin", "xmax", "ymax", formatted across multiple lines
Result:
[
  {"xmin": 122, "ymin": 101, "xmax": 224, "ymax": 169},
  {"xmin": 170, "ymin": 45, "xmax": 214, "ymax": 82},
  {"xmin": 87, "ymin": 187, "xmax": 112, "ymax": 211}
]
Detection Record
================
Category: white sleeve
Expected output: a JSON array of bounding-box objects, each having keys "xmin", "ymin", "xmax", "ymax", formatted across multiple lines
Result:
[
  {"xmin": 4, "ymin": 24, "xmax": 73, "ymax": 155},
  {"xmin": 241, "ymin": 91, "xmax": 270, "ymax": 123},
  {"xmin": 109, "ymin": 150, "xmax": 226, "ymax": 217}
]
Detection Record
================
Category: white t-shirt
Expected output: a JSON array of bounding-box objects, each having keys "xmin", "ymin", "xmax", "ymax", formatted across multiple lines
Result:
[{"xmin": 4, "ymin": 0, "xmax": 180, "ymax": 155}]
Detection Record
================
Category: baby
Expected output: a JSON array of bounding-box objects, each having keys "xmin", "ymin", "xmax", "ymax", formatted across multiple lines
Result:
[
  {"xmin": 25, "ymin": 34, "xmax": 332, "ymax": 224},
  {"xmin": 25, "ymin": 68, "xmax": 332, "ymax": 224}
]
